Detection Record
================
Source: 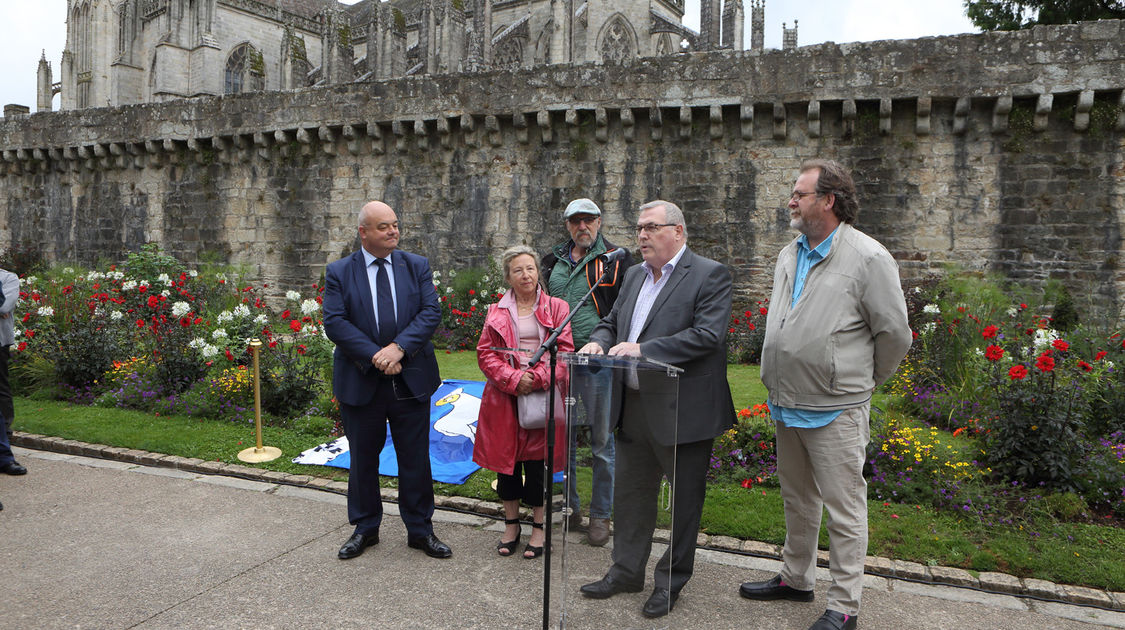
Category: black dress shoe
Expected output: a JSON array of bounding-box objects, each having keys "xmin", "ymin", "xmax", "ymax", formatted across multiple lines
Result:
[
  {"xmin": 641, "ymin": 587, "xmax": 679, "ymax": 618},
  {"xmin": 1, "ymin": 461, "xmax": 27, "ymax": 475},
  {"xmin": 739, "ymin": 574, "xmax": 815, "ymax": 602},
  {"xmin": 808, "ymin": 610, "xmax": 857, "ymax": 630},
  {"xmin": 408, "ymin": 534, "xmax": 452, "ymax": 558},
  {"xmin": 579, "ymin": 574, "xmax": 644, "ymax": 599},
  {"xmin": 337, "ymin": 531, "xmax": 379, "ymax": 559}
]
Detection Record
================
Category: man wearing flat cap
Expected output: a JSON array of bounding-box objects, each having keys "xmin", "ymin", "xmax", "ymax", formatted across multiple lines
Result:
[{"xmin": 540, "ymin": 198, "xmax": 633, "ymax": 546}]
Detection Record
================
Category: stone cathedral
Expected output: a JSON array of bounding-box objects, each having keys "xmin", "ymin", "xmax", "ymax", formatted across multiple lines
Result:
[{"xmin": 37, "ymin": 0, "xmax": 767, "ymax": 111}]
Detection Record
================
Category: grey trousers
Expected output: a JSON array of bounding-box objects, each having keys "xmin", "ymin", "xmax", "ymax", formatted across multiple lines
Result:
[
  {"xmin": 775, "ymin": 403, "xmax": 871, "ymax": 616},
  {"xmin": 607, "ymin": 391, "xmax": 713, "ymax": 595}
]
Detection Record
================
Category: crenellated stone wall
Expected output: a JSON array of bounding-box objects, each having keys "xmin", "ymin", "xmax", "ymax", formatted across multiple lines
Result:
[{"xmin": 3, "ymin": 20, "xmax": 1125, "ymax": 319}]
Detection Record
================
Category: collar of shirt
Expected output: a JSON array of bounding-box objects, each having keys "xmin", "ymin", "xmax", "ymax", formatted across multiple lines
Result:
[
  {"xmin": 361, "ymin": 248, "xmax": 392, "ymax": 267},
  {"xmin": 796, "ymin": 225, "xmax": 839, "ymax": 263},
  {"xmin": 641, "ymin": 243, "xmax": 688, "ymax": 282},
  {"xmin": 361, "ymin": 248, "xmax": 397, "ymax": 327},
  {"xmin": 791, "ymin": 226, "xmax": 839, "ymax": 309}
]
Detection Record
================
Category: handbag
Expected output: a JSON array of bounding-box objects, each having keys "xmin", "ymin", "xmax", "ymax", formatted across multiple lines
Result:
[{"xmin": 517, "ymin": 386, "xmax": 566, "ymax": 430}]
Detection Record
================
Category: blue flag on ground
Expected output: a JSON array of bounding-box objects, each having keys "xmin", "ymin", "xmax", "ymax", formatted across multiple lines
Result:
[{"xmin": 293, "ymin": 378, "xmax": 565, "ymax": 485}]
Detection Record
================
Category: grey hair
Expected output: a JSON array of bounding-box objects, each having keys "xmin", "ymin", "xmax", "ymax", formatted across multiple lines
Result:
[
  {"xmin": 500, "ymin": 245, "xmax": 540, "ymax": 278},
  {"xmin": 639, "ymin": 200, "xmax": 687, "ymax": 238}
]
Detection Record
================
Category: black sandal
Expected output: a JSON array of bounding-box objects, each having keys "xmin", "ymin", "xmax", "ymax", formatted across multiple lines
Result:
[
  {"xmin": 497, "ymin": 518, "xmax": 521, "ymax": 557},
  {"xmin": 523, "ymin": 522, "xmax": 546, "ymax": 559}
]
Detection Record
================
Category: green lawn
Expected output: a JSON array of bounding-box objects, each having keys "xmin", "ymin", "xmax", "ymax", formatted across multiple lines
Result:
[{"xmin": 11, "ymin": 352, "xmax": 1124, "ymax": 591}]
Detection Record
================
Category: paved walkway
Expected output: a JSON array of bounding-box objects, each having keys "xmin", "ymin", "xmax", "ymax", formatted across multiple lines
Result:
[{"xmin": 1, "ymin": 445, "xmax": 1124, "ymax": 630}]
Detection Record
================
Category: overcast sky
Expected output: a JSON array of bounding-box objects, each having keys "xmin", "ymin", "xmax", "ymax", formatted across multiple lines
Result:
[{"xmin": 0, "ymin": 0, "xmax": 978, "ymax": 113}]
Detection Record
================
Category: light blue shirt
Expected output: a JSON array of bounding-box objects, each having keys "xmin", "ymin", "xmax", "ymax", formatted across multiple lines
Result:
[
  {"xmin": 362, "ymin": 248, "xmax": 398, "ymax": 329},
  {"xmin": 627, "ymin": 243, "xmax": 687, "ymax": 343},
  {"xmin": 791, "ymin": 226, "xmax": 838, "ymax": 308},
  {"xmin": 775, "ymin": 227, "xmax": 842, "ymax": 429}
]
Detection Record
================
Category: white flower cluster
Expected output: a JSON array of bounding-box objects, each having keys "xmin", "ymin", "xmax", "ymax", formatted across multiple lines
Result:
[
  {"xmin": 121, "ymin": 280, "xmax": 137, "ymax": 291},
  {"xmin": 286, "ymin": 290, "xmax": 302, "ymax": 301},
  {"xmin": 300, "ymin": 299, "xmax": 319, "ymax": 315},
  {"xmin": 1006, "ymin": 307, "xmax": 1019, "ymax": 318},
  {"xmin": 188, "ymin": 269, "xmax": 198, "ymax": 278},
  {"xmin": 110, "ymin": 311, "xmax": 123, "ymax": 321},
  {"xmin": 157, "ymin": 273, "xmax": 172, "ymax": 286},
  {"xmin": 254, "ymin": 314, "xmax": 269, "ymax": 325},
  {"xmin": 25, "ymin": 275, "xmax": 38, "ymax": 285},
  {"xmin": 62, "ymin": 267, "xmax": 75, "ymax": 275},
  {"xmin": 37, "ymin": 306, "xmax": 54, "ymax": 317},
  {"xmin": 921, "ymin": 322, "xmax": 936, "ymax": 335},
  {"xmin": 233, "ymin": 304, "xmax": 250, "ymax": 318},
  {"xmin": 215, "ymin": 272, "xmax": 229, "ymax": 283},
  {"xmin": 922, "ymin": 304, "xmax": 940, "ymax": 315},
  {"xmin": 1032, "ymin": 328, "xmax": 1059, "ymax": 350},
  {"xmin": 85, "ymin": 271, "xmax": 104, "ymax": 282},
  {"xmin": 107, "ymin": 271, "xmax": 125, "ymax": 281},
  {"xmin": 212, "ymin": 329, "xmax": 228, "ymax": 340},
  {"xmin": 171, "ymin": 301, "xmax": 191, "ymax": 317},
  {"xmin": 216, "ymin": 311, "xmax": 233, "ymax": 323},
  {"xmin": 138, "ymin": 280, "xmax": 150, "ymax": 290}
]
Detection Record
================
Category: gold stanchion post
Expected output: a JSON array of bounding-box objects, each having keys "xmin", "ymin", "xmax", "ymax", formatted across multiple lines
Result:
[{"xmin": 238, "ymin": 338, "xmax": 282, "ymax": 463}]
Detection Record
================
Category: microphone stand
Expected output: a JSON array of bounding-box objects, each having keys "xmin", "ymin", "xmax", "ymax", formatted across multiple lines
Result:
[{"xmin": 529, "ymin": 256, "xmax": 618, "ymax": 630}]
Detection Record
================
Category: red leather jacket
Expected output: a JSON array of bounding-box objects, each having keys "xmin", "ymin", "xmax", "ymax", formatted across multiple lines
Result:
[{"xmin": 472, "ymin": 287, "xmax": 573, "ymax": 476}]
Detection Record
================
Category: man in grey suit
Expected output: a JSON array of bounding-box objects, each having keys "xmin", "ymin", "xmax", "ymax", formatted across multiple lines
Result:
[
  {"xmin": 0, "ymin": 267, "xmax": 25, "ymax": 477},
  {"xmin": 577, "ymin": 200, "xmax": 736, "ymax": 618}
]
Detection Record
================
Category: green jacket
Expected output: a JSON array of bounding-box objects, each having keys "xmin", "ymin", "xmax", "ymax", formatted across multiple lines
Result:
[{"xmin": 540, "ymin": 234, "xmax": 632, "ymax": 347}]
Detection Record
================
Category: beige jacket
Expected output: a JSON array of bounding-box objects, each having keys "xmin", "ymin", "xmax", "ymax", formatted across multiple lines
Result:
[{"xmin": 760, "ymin": 223, "xmax": 912, "ymax": 411}]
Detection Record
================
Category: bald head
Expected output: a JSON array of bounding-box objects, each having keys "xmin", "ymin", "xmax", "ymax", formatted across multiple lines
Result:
[{"xmin": 358, "ymin": 200, "xmax": 400, "ymax": 258}]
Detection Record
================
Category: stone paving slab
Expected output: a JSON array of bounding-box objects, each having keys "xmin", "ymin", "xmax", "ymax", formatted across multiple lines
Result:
[{"xmin": 5, "ymin": 438, "xmax": 1124, "ymax": 629}]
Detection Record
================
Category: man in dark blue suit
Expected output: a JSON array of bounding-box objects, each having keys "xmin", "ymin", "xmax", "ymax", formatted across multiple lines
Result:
[{"xmin": 323, "ymin": 200, "xmax": 451, "ymax": 560}]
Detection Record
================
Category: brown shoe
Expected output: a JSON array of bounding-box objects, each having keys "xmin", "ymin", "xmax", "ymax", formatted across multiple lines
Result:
[
  {"xmin": 587, "ymin": 517, "xmax": 610, "ymax": 546},
  {"xmin": 566, "ymin": 508, "xmax": 583, "ymax": 531}
]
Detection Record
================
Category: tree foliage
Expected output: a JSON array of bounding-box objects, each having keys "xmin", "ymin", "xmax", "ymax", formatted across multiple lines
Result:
[{"xmin": 964, "ymin": 0, "xmax": 1125, "ymax": 30}]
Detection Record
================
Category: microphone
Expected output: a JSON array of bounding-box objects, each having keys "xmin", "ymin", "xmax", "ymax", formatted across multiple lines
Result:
[{"xmin": 600, "ymin": 248, "xmax": 627, "ymax": 263}]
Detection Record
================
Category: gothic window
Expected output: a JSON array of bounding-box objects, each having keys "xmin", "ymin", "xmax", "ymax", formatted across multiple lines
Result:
[
  {"xmin": 656, "ymin": 33, "xmax": 674, "ymax": 56},
  {"xmin": 493, "ymin": 37, "xmax": 523, "ymax": 68},
  {"xmin": 225, "ymin": 44, "xmax": 265, "ymax": 94},
  {"xmin": 118, "ymin": 6, "xmax": 127, "ymax": 55},
  {"xmin": 599, "ymin": 16, "xmax": 635, "ymax": 64}
]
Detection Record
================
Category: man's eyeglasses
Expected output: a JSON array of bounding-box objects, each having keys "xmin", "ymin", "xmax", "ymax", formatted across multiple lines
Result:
[
  {"xmin": 567, "ymin": 215, "xmax": 599, "ymax": 226},
  {"xmin": 634, "ymin": 223, "xmax": 677, "ymax": 234},
  {"xmin": 789, "ymin": 191, "xmax": 820, "ymax": 202}
]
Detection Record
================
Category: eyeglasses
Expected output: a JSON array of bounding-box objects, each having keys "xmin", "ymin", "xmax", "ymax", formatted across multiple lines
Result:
[
  {"xmin": 634, "ymin": 223, "xmax": 677, "ymax": 234},
  {"xmin": 789, "ymin": 191, "xmax": 820, "ymax": 201},
  {"xmin": 567, "ymin": 215, "xmax": 599, "ymax": 226}
]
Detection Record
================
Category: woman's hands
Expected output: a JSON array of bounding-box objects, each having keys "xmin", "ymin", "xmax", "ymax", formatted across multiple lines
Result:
[{"xmin": 515, "ymin": 370, "xmax": 536, "ymax": 395}]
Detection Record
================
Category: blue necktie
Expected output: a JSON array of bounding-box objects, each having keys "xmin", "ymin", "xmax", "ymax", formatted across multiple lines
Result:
[{"xmin": 374, "ymin": 258, "xmax": 397, "ymax": 346}]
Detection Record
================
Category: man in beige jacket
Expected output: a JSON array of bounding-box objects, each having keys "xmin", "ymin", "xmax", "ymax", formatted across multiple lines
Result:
[{"xmin": 739, "ymin": 160, "xmax": 912, "ymax": 630}]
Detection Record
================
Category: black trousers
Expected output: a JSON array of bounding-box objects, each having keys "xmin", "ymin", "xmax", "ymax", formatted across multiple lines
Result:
[
  {"xmin": 496, "ymin": 460, "xmax": 546, "ymax": 507},
  {"xmin": 0, "ymin": 345, "xmax": 11, "ymax": 437},
  {"xmin": 340, "ymin": 378, "xmax": 435, "ymax": 540}
]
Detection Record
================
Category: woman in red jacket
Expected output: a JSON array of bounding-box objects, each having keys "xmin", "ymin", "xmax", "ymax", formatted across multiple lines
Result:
[{"xmin": 474, "ymin": 245, "xmax": 573, "ymax": 559}]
